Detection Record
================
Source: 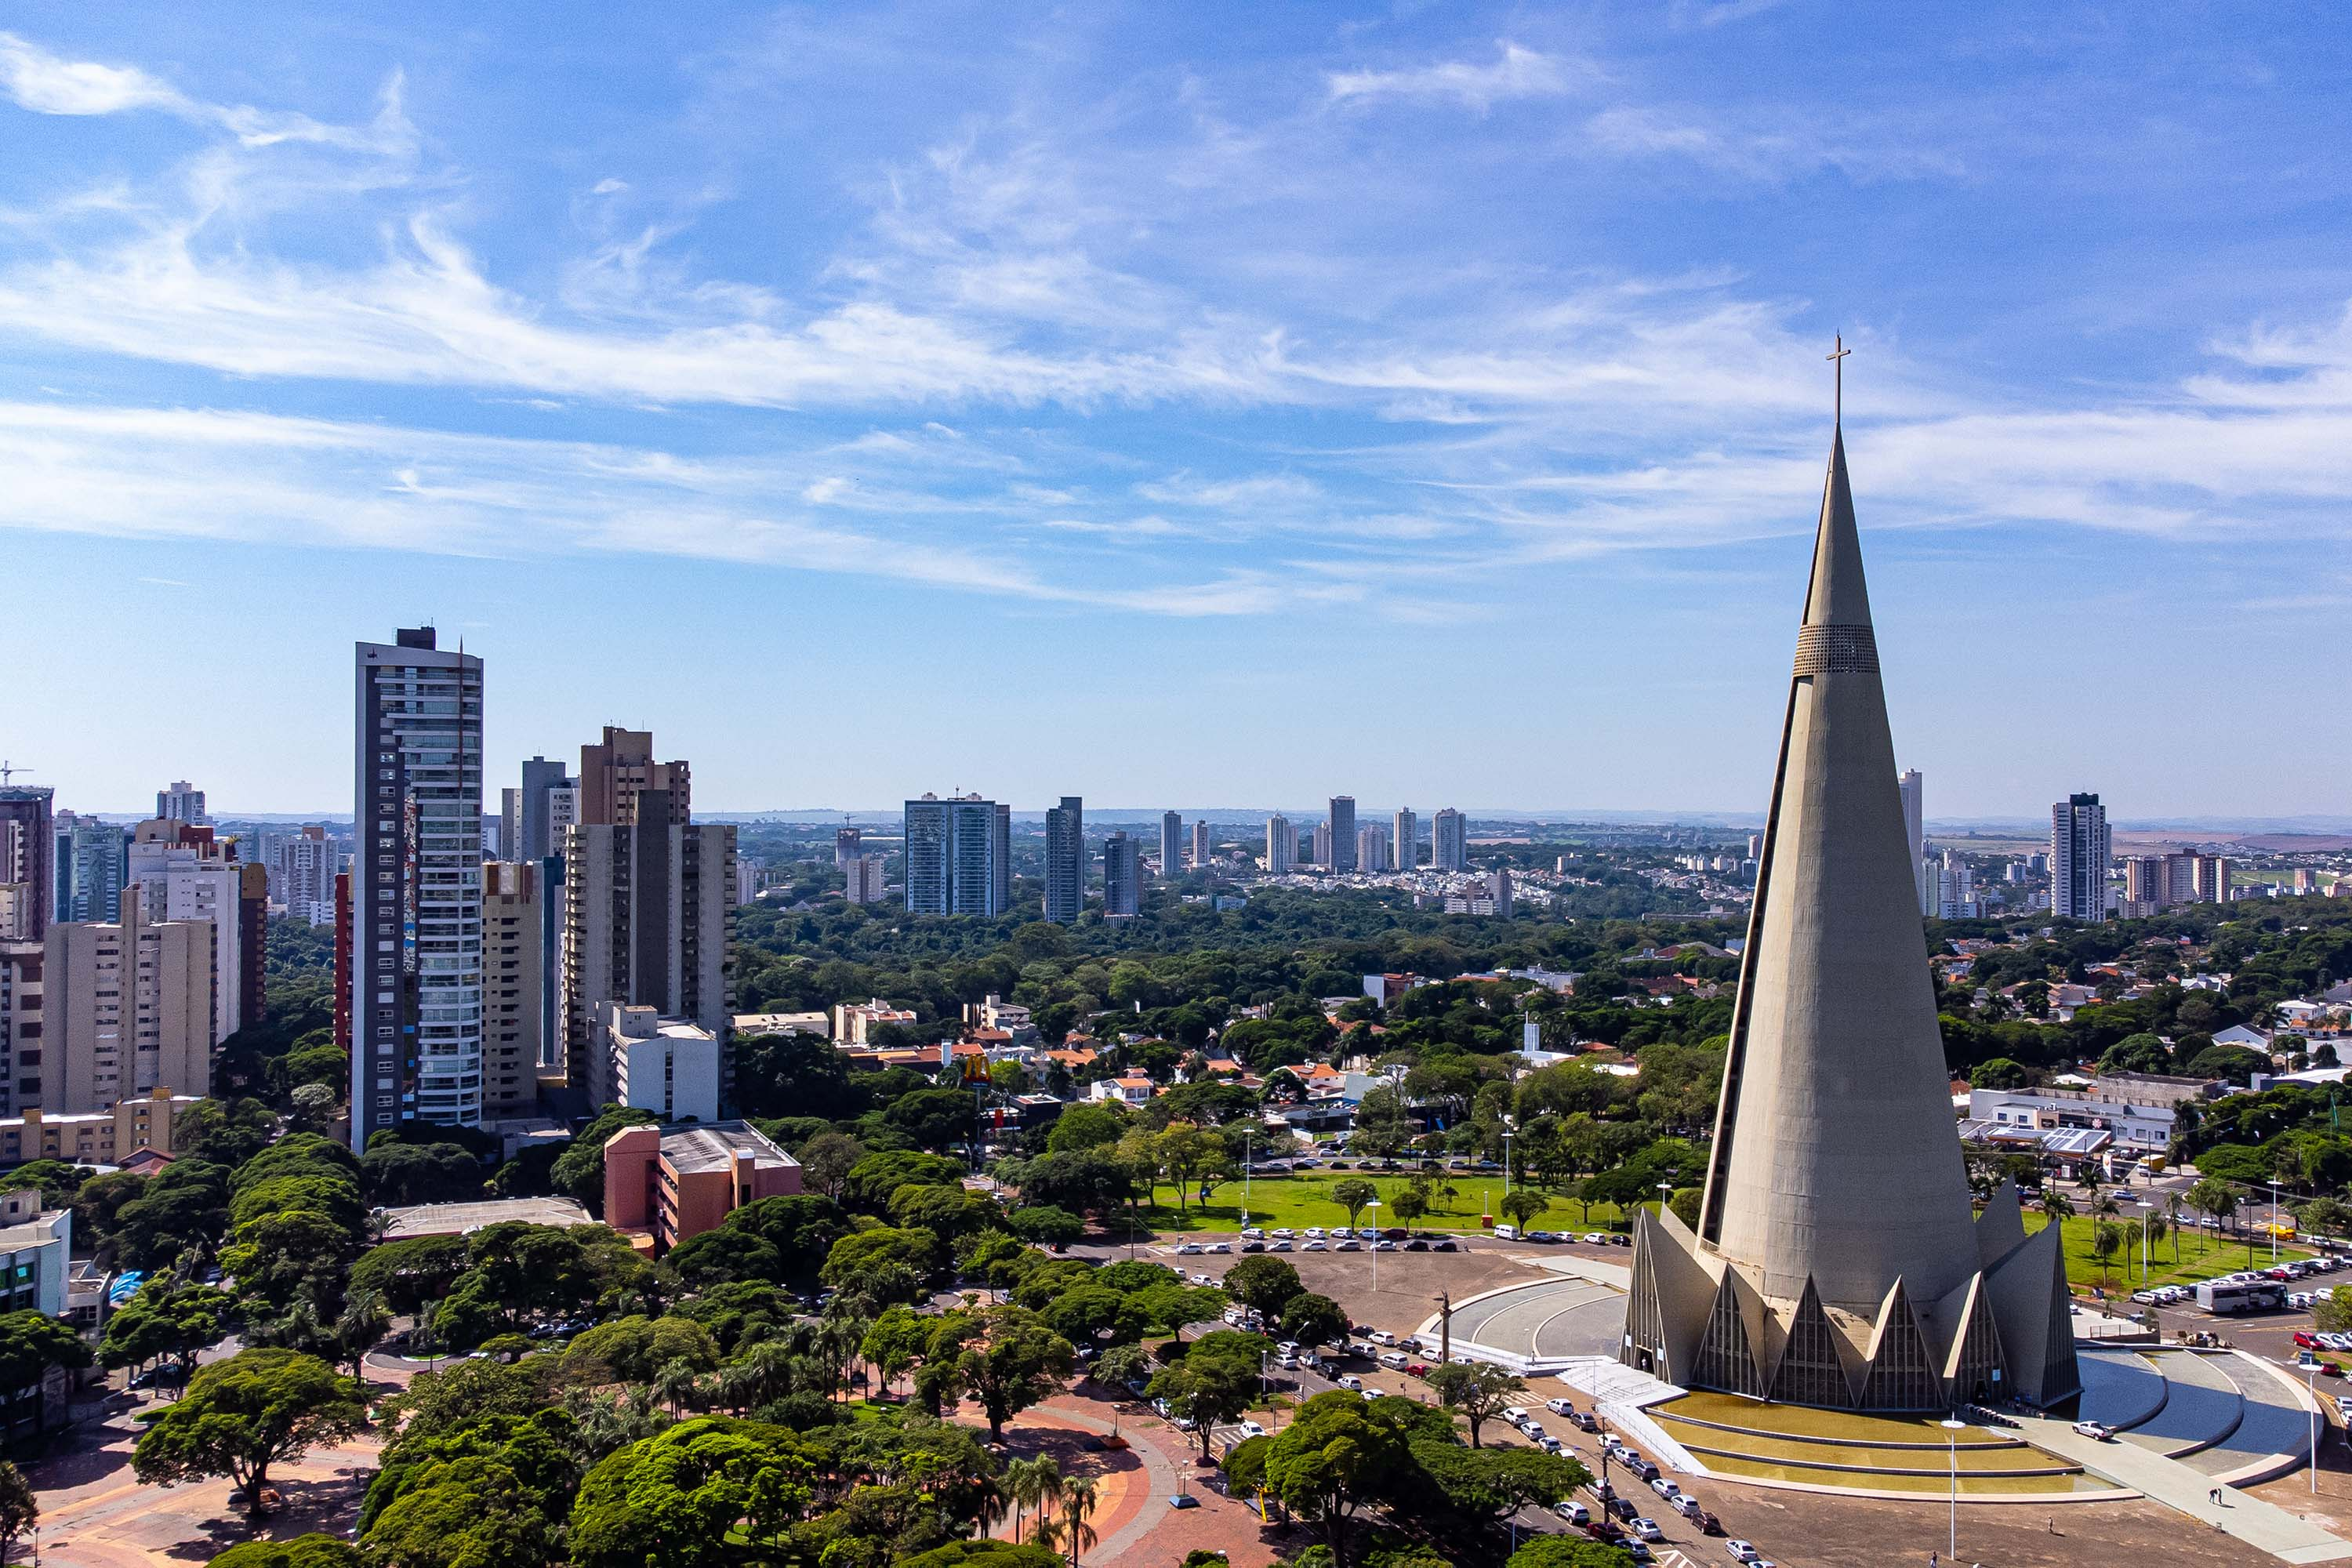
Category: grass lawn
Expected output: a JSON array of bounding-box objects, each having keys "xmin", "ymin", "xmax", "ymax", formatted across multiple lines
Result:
[
  {"xmin": 1132, "ymin": 1171, "xmax": 1632, "ymax": 1234},
  {"xmin": 2021, "ymin": 1210, "xmax": 2311, "ymax": 1294}
]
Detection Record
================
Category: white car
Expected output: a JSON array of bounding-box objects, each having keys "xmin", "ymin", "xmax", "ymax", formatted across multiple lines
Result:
[
  {"xmin": 1304, "ymin": 1227, "xmax": 1326, "ymax": 1238},
  {"xmin": 1544, "ymin": 1396, "xmax": 1577, "ymax": 1415},
  {"xmin": 1553, "ymin": 1501, "xmax": 1591, "ymax": 1525},
  {"xmin": 1334, "ymin": 1240, "xmax": 1362, "ymax": 1252},
  {"xmin": 1370, "ymin": 1330, "xmax": 1398, "ymax": 1346},
  {"xmin": 1303, "ymin": 1240, "xmax": 1329, "ymax": 1250},
  {"xmin": 1240, "ymin": 1227, "xmax": 1265, "ymax": 1239},
  {"xmin": 1650, "ymin": 1477, "xmax": 1681, "ymax": 1500},
  {"xmin": 1190, "ymin": 1272, "xmax": 1214, "ymax": 1286},
  {"xmin": 1728, "ymin": 1542, "xmax": 1762, "ymax": 1564},
  {"xmin": 1206, "ymin": 1243, "xmax": 1232, "ymax": 1254},
  {"xmin": 1379, "ymin": 1351, "xmax": 1410, "ymax": 1370},
  {"xmin": 1237, "ymin": 1419, "xmax": 1266, "ymax": 1438},
  {"xmin": 1672, "ymin": 1495, "xmax": 1704, "ymax": 1520},
  {"xmin": 1338, "ymin": 1374, "xmax": 1365, "ymax": 1391},
  {"xmin": 1175, "ymin": 1243, "xmax": 1203, "ymax": 1255},
  {"xmin": 1271, "ymin": 1228, "xmax": 1295, "ymax": 1238},
  {"xmin": 1270, "ymin": 1240, "xmax": 1294, "ymax": 1252},
  {"xmin": 1584, "ymin": 1232, "xmax": 1609, "ymax": 1245},
  {"xmin": 1277, "ymin": 1341, "xmax": 1300, "ymax": 1356},
  {"xmin": 1632, "ymin": 1519, "xmax": 1664, "ymax": 1542}
]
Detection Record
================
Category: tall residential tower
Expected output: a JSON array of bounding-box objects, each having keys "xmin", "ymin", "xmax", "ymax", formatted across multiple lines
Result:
[{"xmin": 1044, "ymin": 797, "xmax": 1085, "ymax": 924}]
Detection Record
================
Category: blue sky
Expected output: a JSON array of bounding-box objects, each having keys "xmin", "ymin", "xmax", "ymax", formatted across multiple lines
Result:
[{"xmin": 5, "ymin": 4, "xmax": 2349, "ymax": 818}]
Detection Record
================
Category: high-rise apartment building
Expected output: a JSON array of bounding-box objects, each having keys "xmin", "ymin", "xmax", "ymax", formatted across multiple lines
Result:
[
  {"xmin": 351, "ymin": 627, "xmax": 486, "ymax": 1149},
  {"xmin": 45, "ymin": 890, "xmax": 212, "ymax": 1112},
  {"xmin": 1484, "ymin": 867, "xmax": 1515, "ymax": 919},
  {"xmin": 1432, "ymin": 808, "xmax": 1467, "ymax": 873},
  {"xmin": 1356, "ymin": 825, "xmax": 1391, "ymax": 874},
  {"xmin": 125, "ymin": 820, "xmax": 249, "ymax": 1044},
  {"xmin": 1328, "ymin": 796, "xmax": 1358, "ymax": 872},
  {"xmin": 2050, "ymin": 793, "xmax": 2111, "ymax": 923},
  {"xmin": 735, "ymin": 856, "xmax": 764, "ymax": 906},
  {"xmin": 55, "ymin": 818, "xmax": 125, "ymax": 926},
  {"xmin": 0, "ymin": 940, "xmax": 42, "ymax": 1116},
  {"xmin": 517, "ymin": 757, "xmax": 572, "ymax": 864},
  {"xmin": 834, "ymin": 826, "xmax": 862, "ymax": 868},
  {"xmin": 1264, "ymin": 815, "xmax": 1295, "ymax": 875},
  {"xmin": 156, "ymin": 782, "xmax": 208, "ymax": 826},
  {"xmin": 1102, "ymin": 833, "xmax": 1141, "ymax": 917},
  {"xmin": 561, "ymin": 798, "xmax": 735, "ymax": 1099},
  {"xmin": 481, "ymin": 860, "xmax": 546, "ymax": 1117},
  {"xmin": 2193, "ymin": 855, "xmax": 2233, "ymax": 905},
  {"xmin": 905, "ymin": 795, "xmax": 1011, "ymax": 916},
  {"xmin": 1310, "ymin": 821, "xmax": 1332, "ymax": 867},
  {"xmin": 580, "ymin": 728, "xmax": 691, "ymax": 827},
  {"xmin": 1160, "ymin": 812, "xmax": 1183, "ymax": 878},
  {"xmin": 267, "ymin": 825, "xmax": 340, "ymax": 927},
  {"xmin": 844, "ymin": 855, "xmax": 888, "ymax": 905},
  {"xmin": 1393, "ymin": 808, "xmax": 1417, "ymax": 873},
  {"xmin": 0, "ymin": 788, "xmax": 55, "ymax": 943},
  {"xmin": 1898, "ymin": 768, "xmax": 1927, "ymax": 915},
  {"xmin": 1044, "ymin": 797, "xmax": 1085, "ymax": 924},
  {"xmin": 495, "ymin": 789, "xmax": 521, "ymax": 862},
  {"xmin": 1191, "ymin": 820, "xmax": 1210, "ymax": 869}
]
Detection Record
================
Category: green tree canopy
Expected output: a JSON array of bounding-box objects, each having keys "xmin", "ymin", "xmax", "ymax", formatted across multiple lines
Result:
[{"xmin": 132, "ymin": 1348, "xmax": 364, "ymax": 1512}]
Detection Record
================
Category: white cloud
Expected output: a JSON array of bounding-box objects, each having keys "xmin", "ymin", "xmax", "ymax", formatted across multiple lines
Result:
[
  {"xmin": 1327, "ymin": 42, "xmax": 1587, "ymax": 111},
  {"xmin": 0, "ymin": 31, "xmax": 186, "ymax": 116}
]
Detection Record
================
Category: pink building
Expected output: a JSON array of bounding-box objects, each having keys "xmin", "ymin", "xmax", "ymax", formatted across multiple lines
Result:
[{"xmin": 602, "ymin": 1120, "xmax": 803, "ymax": 1254}]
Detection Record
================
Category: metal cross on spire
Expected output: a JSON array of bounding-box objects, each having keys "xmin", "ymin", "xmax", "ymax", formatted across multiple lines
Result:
[{"xmin": 1828, "ymin": 333, "xmax": 1851, "ymax": 426}]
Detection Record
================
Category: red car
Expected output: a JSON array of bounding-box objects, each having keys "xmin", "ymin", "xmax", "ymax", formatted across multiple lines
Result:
[
  {"xmin": 1406, "ymin": 1363, "xmax": 1429, "ymax": 1377},
  {"xmin": 2297, "ymin": 1331, "xmax": 2322, "ymax": 1350}
]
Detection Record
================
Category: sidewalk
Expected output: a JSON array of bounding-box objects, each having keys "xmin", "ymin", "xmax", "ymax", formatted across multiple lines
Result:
[{"xmin": 2020, "ymin": 1416, "xmax": 2352, "ymax": 1563}]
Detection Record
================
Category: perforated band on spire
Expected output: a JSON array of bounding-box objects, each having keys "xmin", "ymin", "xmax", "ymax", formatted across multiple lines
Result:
[{"xmin": 1792, "ymin": 623, "xmax": 1878, "ymax": 676}]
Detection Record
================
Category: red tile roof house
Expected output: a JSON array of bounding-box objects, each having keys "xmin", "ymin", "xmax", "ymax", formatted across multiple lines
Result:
[{"xmin": 604, "ymin": 1120, "xmax": 802, "ymax": 1255}]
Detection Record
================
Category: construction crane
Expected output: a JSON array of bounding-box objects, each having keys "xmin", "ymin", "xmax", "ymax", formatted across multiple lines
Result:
[{"xmin": 0, "ymin": 761, "xmax": 34, "ymax": 786}]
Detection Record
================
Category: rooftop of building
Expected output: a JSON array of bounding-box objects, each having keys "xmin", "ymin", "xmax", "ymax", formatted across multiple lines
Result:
[
  {"xmin": 377, "ymin": 1196, "xmax": 593, "ymax": 1241},
  {"xmin": 659, "ymin": 1120, "xmax": 799, "ymax": 1177}
]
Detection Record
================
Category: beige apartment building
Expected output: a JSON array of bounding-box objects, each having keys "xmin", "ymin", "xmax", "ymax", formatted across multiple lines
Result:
[
  {"xmin": 0, "ymin": 1088, "xmax": 200, "ymax": 1167},
  {"xmin": 483, "ymin": 860, "xmax": 545, "ymax": 1117},
  {"xmin": 44, "ymin": 891, "xmax": 212, "ymax": 1112}
]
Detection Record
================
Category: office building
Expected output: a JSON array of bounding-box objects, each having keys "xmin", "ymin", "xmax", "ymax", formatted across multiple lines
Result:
[
  {"xmin": 1264, "ymin": 815, "xmax": 1295, "ymax": 875},
  {"xmin": 0, "ymin": 788, "xmax": 55, "ymax": 943},
  {"xmin": 603, "ymin": 1120, "xmax": 800, "ymax": 1254},
  {"xmin": 351, "ymin": 626, "xmax": 486, "ymax": 1149},
  {"xmin": 904, "ymin": 794, "xmax": 1011, "ymax": 916},
  {"xmin": 580, "ymin": 727, "xmax": 691, "ymax": 827},
  {"xmin": 844, "ymin": 855, "xmax": 888, "ymax": 905},
  {"xmin": 517, "ymin": 757, "xmax": 572, "ymax": 864},
  {"xmin": 495, "ymin": 789, "xmax": 521, "ymax": 862},
  {"xmin": 598, "ymin": 1002, "xmax": 721, "ymax": 1123},
  {"xmin": 1044, "ymin": 797, "xmax": 1084, "ymax": 924},
  {"xmin": 1624, "ymin": 415, "xmax": 2077, "ymax": 1410},
  {"xmin": 1160, "ymin": 811, "xmax": 1183, "ymax": 878},
  {"xmin": 45, "ymin": 890, "xmax": 212, "ymax": 1112},
  {"xmin": 834, "ymin": 826, "xmax": 862, "ymax": 868},
  {"xmin": 482, "ymin": 860, "xmax": 546, "ymax": 1117},
  {"xmin": 1432, "ymin": 808, "xmax": 1467, "ymax": 873},
  {"xmin": 2193, "ymin": 855, "xmax": 2233, "ymax": 905},
  {"xmin": 2050, "ymin": 793, "xmax": 2111, "ymax": 922},
  {"xmin": 0, "ymin": 1189, "xmax": 70, "ymax": 1323},
  {"xmin": 1328, "ymin": 796, "xmax": 1358, "ymax": 872},
  {"xmin": 1898, "ymin": 768, "xmax": 1927, "ymax": 915},
  {"xmin": 55, "ymin": 817, "xmax": 125, "ymax": 926},
  {"xmin": 125, "ymin": 819, "xmax": 251, "ymax": 1044},
  {"xmin": 1393, "ymin": 808, "xmax": 1417, "ymax": 873},
  {"xmin": 156, "ymin": 782, "xmax": 208, "ymax": 826},
  {"xmin": 561, "ymin": 802, "xmax": 735, "ymax": 1098},
  {"xmin": 1356, "ymin": 825, "xmax": 1391, "ymax": 874},
  {"xmin": 1191, "ymin": 820, "xmax": 1210, "ymax": 869},
  {"xmin": 1102, "ymin": 833, "xmax": 1142, "ymax": 917}
]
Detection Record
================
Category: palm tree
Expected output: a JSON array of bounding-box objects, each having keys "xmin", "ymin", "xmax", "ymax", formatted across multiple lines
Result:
[
  {"xmin": 1057, "ymin": 1477, "xmax": 1099, "ymax": 1566},
  {"xmin": 335, "ymin": 1288, "xmax": 390, "ymax": 1388},
  {"xmin": 654, "ymin": 1357, "xmax": 701, "ymax": 1416},
  {"xmin": 2165, "ymin": 1193, "xmax": 2186, "ymax": 1263},
  {"xmin": 1006, "ymin": 1454, "xmax": 1061, "ymax": 1544}
]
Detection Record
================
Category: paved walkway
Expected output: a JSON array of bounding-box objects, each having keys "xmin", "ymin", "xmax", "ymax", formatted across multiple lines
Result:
[{"xmin": 2020, "ymin": 1415, "xmax": 2352, "ymax": 1563}]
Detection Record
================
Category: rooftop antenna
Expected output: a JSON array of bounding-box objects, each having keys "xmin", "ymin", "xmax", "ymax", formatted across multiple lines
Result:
[{"xmin": 0, "ymin": 761, "xmax": 33, "ymax": 786}]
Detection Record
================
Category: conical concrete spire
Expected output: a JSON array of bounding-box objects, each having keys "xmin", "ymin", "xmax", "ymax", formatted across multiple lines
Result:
[{"xmin": 1695, "ymin": 418, "xmax": 1980, "ymax": 1316}]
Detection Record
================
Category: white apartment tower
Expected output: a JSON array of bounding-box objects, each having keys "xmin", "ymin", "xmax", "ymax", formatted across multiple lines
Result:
[
  {"xmin": 1898, "ymin": 768, "xmax": 1927, "ymax": 916},
  {"xmin": 156, "ymin": 782, "xmax": 209, "ymax": 826},
  {"xmin": 1191, "ymin": 819, "xmax": 1210, "ymax": 869},
  {"xmin": 1265, "ymin": 815, "xmax": 1296, "ymax": 875},
  {"xmin": 351, "ymin": 627, "xmax": 486, "ymax": 1149},
  {"xmin": 1393, "ymin": 808, "xmax": 1417, "ymax": 873},
  {"xmin": 1432, "ymin": 808, "xmax": 1467, "ymax": 873}
]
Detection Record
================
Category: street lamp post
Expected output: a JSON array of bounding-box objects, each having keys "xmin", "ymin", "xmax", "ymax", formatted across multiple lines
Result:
[
  {"xmin": 1940, "ymin": 1417, "xmax": 1967, "ymax": 1559},
  {"xmin": 1242, "ymin": 1126, "xmax": 1254, "ymax": 1233},
  {"xmin": 2310, "ymin": 1363, "xmax": 2322, "ymax": 1496},
  {"xmin": 1366, "ymin": 1200, "xmax": 1382, "ymax": 1296}
]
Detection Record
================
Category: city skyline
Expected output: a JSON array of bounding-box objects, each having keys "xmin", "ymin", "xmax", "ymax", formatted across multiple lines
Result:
[{"xmin": 6, "ymin": 7, "xmax": 2352, "ymax": 817}]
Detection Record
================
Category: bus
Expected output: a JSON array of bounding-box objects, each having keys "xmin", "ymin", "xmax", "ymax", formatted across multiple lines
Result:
[{"xmin": 2197, "ymin": 1279, "xmax": 2285, "ymax": 1316}]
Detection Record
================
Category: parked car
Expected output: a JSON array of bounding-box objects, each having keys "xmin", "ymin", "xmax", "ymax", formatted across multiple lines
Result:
[
  {"xmin": 1432, "ymin": 1239, "xmax": 1459, "ymax": 1251},
  {"xmin": 1175, "ymin": 1243, "xmax": 1203, "ymax": 1255},
  {"xmin": 1379, "ymin": 1350, "xmax": 1410, "ymax": 1370},
  {"xmin": 1728, "ymin": 1541, "xmax": 1763, "ymax": 1564},
  {"xmin": 1270, "ymin": 1240, "xmax": 1294, "ymax": 1252},
  {"xmin": 1303, "ymin": 1240, "xmax": 1329, "ymax": 1250},
  {"xmin": 1545, "ymin": 1396, "xmax": 1578, "ymax": 1415},
  {"xmin": 2071, "ymin": 1420, "xmax": 2115, "ymax": 1442},
  {"xmin": 1672, "ymin": 1495, "xmax": 1705, "ymax": 1520},
  {"xmin": 1584, "ymin": 1232, "xmax": 1609, "ymax": 1245},
  {"xmin": 1338, "ymin": 1374, "xmax": 1365, "ymax": 1391},
  {"xmin": 1240, "ymin": 1241, "xmax": 1265, "ymax": 1253},
  {"xmin": 1271, "ymin": 1227, "xmax": 1295, "ymax": 1238},
  {"xmin": 1304, "ymin": 1227, "xmax": 1326, "ymax": 1238},
  {"xmin": 1650, "ymin": 1477, "xmax": 1682, "ymax": 1500},
  {"xmin": 1554, "ymin": 1501, "xmax": 1592, "ymax": 1526},
  {"xmin": 1206, "ymin": 1242, "xmax": 1231, "ymax": 1254},
  {"xmin": 1240, "ymin": 1227, "xmax": 1265, "ymax": 1239},
  {"xmin": 1370, "ymin": 1330, "xmax": 1399, "ymax": 1345},
  {"xmin": 1334, "ymin": 1240, "xmax": 1363, "ymax": 1251},
  {"xmin": 1569, "ymin": 1410, "xmax": 1601, "ymax": 1432},
  {"xmin": 1632, "ymin": 1519, "xmax": 1664, "ymax": 1542}
]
